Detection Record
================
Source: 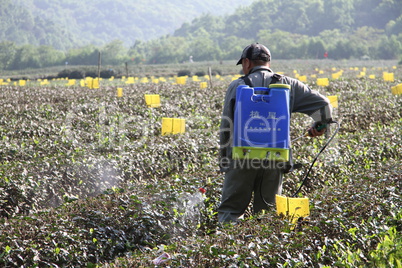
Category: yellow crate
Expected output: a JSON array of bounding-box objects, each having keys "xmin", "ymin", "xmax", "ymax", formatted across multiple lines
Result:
[
  {"xmin": 316, "ymin": 78, "xmax": 329, "ymax": 86},
  {"xmin": 276, "ymin": 195, "xmax": 310, "ymax": 225},
  {"xmin": 144, "ymin": 94, "xmax": 161, "ymax": 108},
  {"xmin": 327, "ymin": 95, "xmax": 338, "ymax": 108},
  {"xmin": 391, "ymin": 84, "xmax": 402, "ymax": 95},
  {"xmin": 117, "ymin": 88, "xmax": 123, "ymax": 97},
  {"xmin": 200, "ymin": 82, "xmax": 208, "ymax": 88},
  {"xmin": 161, "ymin": 118, "xmax": 185, "ymax": 135}
]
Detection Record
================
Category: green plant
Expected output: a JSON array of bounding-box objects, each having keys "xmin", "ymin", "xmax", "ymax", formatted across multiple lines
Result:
[{"xmin": 0, "ymin": 61, "xmax": 401, "ymax": 267}]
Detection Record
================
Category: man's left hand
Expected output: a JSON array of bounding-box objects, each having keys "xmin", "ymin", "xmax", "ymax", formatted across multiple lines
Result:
[{"xmin": 307, "ymin": 126, "xmax": 326, "ymax": 137}]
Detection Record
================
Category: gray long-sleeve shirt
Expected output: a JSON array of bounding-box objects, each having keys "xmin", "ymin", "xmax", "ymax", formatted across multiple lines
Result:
[{"xmin": 219, "ymin": 65, "xmax": 332, "ymax": 170}]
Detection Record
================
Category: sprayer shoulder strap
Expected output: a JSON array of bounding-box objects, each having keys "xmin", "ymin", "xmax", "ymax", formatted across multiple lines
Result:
[{"xmin": 242, "ymin": 72, "xmax": 283, "ymax": 87}]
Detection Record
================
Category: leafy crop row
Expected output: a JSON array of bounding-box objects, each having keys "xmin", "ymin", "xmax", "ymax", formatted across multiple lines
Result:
[{"xmin": 0, "ymin": 66, "xmax": 401, "ymax": 267}]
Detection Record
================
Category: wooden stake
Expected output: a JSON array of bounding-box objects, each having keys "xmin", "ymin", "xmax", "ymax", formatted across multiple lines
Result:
[
  {"xmin": 97, "ymin": 51, "xmax": 101, "ymax": 83},
  {"xmin": 208, "ymin": 66, "xmax": 213, "ymax": 88}
]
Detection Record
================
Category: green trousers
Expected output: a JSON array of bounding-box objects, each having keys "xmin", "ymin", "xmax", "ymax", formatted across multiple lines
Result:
[{"xmin": 218, "ymin": 166, "xmax": 284, "ymax": 223}]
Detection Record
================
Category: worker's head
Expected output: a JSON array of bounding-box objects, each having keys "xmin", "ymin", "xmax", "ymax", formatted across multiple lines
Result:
[{"xmin": 236, "ymin": 43, "xmax": 271, "ymax": 75}]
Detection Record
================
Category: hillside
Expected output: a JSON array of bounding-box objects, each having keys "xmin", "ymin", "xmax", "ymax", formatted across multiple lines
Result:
[
  {"xmin": 1, "ymin": 0, "xmax": 401, "ymax": 70},
  {"xmin": 174, "ymin": 0, "xmax": 402, "ymax": 38},
  {"xmin": 2, "ymin": 0, "xmax": 254, "ymax": 50},
  {"xmin": 141, "ymin": 0, "xmax": 402, "ymax": 63}
]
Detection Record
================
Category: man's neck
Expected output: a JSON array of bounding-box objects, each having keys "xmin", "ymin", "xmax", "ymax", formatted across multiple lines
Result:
[{"xmin": 248, "ymin": 65, "xmax": 272, "ymax": 75}]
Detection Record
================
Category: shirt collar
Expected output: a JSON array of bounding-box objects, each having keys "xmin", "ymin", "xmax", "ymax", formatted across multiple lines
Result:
[{"xmin": 248, "ymin": 65, "xmax": 273, "ymax": 75}]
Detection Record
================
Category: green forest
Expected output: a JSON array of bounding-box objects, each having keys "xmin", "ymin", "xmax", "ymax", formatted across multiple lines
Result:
[
  {"xmin": 1, "ymin": 0, "xmax": 402, "ymax": 70},
  {"xmin": 5, "ymin": 0, "xmax": 254, "ymax": 48}
]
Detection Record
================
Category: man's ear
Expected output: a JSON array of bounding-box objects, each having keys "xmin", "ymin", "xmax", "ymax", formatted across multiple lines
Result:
[
  {"xmin": 244, "ymin": 58, "xmax": 253, "ymax": 72},
  {"xmin": 244, "ymin": 58, "xmax": 251, "ymax": 68}
]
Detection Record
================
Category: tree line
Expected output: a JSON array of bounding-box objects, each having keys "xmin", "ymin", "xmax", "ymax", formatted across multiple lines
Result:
[
  {"xmin": 5, "ymin": 0, "xmax": 253, "ymax": 50},
  {"xmin": 0, "ymin": 28, "xmax": 401, "ymax": 71},
  {"xmin": 1, "ymin": 0, "xmax": 401, "ymax": 70}
]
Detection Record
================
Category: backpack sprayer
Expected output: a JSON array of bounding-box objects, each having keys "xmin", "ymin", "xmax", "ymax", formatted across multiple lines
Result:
[{"xmin": 232, "ymin": 84, "xmax": 291, "ymax": 162}]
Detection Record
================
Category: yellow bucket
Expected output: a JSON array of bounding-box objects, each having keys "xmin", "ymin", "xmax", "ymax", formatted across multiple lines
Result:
[
  {"xmin": 383, "ymin": 72, "xmax": 394, "ymax": 82},
  {"xmin": 117, "ymin": 88, "xmax": 123, "ymax": 97},
  {"xmin": 175, "ymin": 76, "xmax": 187, "ymax": 85},
  {"xmin": 316, "ymin": 78, "xmax": 329, "ymax": 87},
  {"xmin": 161, "ymin": 118, "xmax": 185, "ymax": 135},
  {"xmin": 144, "ymin": 94, "xmax": 161, "ymax": 108},
  {"xmin": 276, "ymin": 195, "xmax": 310, "ymax": 225},
  {"xmin": 200, "ymin": 82, "xmax": 208, "ymax": 89},
  {"xmin": 391, "ymin": 83, "xmax": 402, "ymax": 95},
  {"xmin": 327, "ymin": 95, "xmax": 338, "ymax": 108}
]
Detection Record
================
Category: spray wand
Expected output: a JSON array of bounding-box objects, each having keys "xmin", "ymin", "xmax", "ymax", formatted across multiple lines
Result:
[
  {"xmin": 259, "ymin": 120, "xmax": 340, "ymax": 206},
  {"xmin": 291, "ymin": 120, "xmax": 340, "ymax": 197}
]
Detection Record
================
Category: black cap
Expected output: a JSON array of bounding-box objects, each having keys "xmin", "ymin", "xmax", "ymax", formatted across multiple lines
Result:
[{"xmin": 236, "ymin": 43, "xmax": 271, "ymax": 65}]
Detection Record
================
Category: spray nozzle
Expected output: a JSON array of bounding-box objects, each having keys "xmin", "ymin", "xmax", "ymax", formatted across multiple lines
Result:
[
  {"xmin": 307, "ymin": 121, "xmax": 328, "ymax": 136},
  {"xmin": 314, "ymin": 122, "xmax": 327, "ymax": 131}
]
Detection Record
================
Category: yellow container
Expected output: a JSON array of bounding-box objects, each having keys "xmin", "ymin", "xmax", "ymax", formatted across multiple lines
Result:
[
  {"xmin": 67, "ymin": 79, "xmax": 76, "ymax": 86},
  {"xmin": 327, "ymin": 95, "xmax": 338, "ymax": 108},
  {"xmin": 383, "ymin": 72, "xmax": 394, "ymax": 82},
  {"xmin": 85, "ymin": 77, "xmax": 92, "ymax": 87},
  {"xmin": 298, "ymin": 75, "xmax": 307, "ymax": 82},
  {"xmin": 332, "ymin": 72, "xmax": 341, "ymax": 79},
  {"xmin": 176, "ymin": 76, "xmax": 187, "ymax": 85},
  {"xmin": 40, "ymin": 79, "xmax": 49, "ymax": 85},
  {"xmin": 85, "ymin": 77, "xmax": 98, "ymax": 89},
  {"xmin": 161, "ymin": 118, "xmax": 173, "ymax": 135},
  {"xmin": 200, "ymin": 82, "xmax": 208, "ymax": 88},
  {"xmin": 117, "ymin": 88, "xmax": 123, "ymax": 97},
  {"xmin": 173, "ymin": 118, "xmax": 185, "ymax": 134},
  {"xmin": 316, "ymin": 78, "xmax": 329, "ymax": 87},
  {"xmin": 391, "ymin": 83, "xmax": 402, "ymax": 95},
  {"xmin": 140, "ymin": 77, "xmax": 149, "ymax": 83},
  {"xmin": 276, "ymin": 195, "xmax": 310, "ymax": 225},
  {"xmin": 161, "ymin": 118, "xmax": 185, "ymax": 135},
  {"xmin": 19, "ymin": 80, "xmax": 26, "ymax": 86},
  {"xmin": 92, "ymin": 79, "xmax": 100, "ymax": 89},
  {"xmin": 144, "ymin": 94, "xmax": 161, "ymax": 108},
  {"xmin": 125, "ymin": 77, "xmax": 135, "ymax": 84}
]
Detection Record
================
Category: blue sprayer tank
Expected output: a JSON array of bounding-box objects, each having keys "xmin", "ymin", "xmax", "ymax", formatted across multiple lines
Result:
[{"xmin": 232, "ymin": 84, "xmax": 291, "ymax": 161}]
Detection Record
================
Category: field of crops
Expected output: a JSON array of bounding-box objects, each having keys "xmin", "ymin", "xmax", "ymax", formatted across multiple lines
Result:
[{"xmin": 0, "ymin": 60, "xmax": 401, "ymax": 267}]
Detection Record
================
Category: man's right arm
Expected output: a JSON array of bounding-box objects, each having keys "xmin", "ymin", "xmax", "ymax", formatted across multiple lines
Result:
[{"xmin": 287, "ymin": 77, "xmax": 332, "ymax": 122}]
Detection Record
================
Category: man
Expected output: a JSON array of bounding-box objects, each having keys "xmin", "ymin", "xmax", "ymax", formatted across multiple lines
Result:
[{"xmin": 218, "ymin": 43, "xmax": 332, "ymax": 223}]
